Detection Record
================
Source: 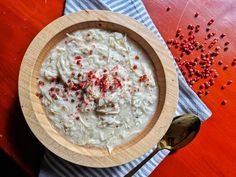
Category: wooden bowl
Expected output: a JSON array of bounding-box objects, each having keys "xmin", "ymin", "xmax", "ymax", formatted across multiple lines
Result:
[{"xmin": 18, "ymin": 10, "xmax": 178, "ymax": 167}]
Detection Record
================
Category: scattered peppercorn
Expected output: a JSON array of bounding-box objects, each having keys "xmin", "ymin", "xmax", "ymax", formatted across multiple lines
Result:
[
  {"xmin": 179, "ymin": 34, "xmax": 184, "ymax": 40},
  {"xmin": 177, "ymin": 28, "xmax": 182, "ymax": 33},
  {"xmin": 221, "ymin": 85, "xmax": 226, "ymax": 90},
  {"xmin": 166, "ymin": 17, "xmax": 233, "ymax": 101},
  {"xmin": 214, "ymin": 73, "xmax": 219, "ymax": 78},
  {"xmin": 187, "ymin": 24, "xmax": 194, "ymax": 30},
  {"xmin": 199, "ymin": 84, "xmax": 204, "ymax": 89},
  {"xmin": 232, "ymin": 59, "xmax": 236, "ymax": 66},
  {"xmin": 204, "ymin": 82, "xmax": 210, "ymax": 89},
  {"xmin": 194, "ymin": 12, "xmax": 199, "ymax": 17},
  {"xmin": 224, "ymin": 41, "xmax": 229, "ymax": 46},
  {"xmin": 223, "ymin": 65, "xmax": 229, "ymax": 70},
  {"xmin": 197, "ymin": 90, "xmax": 203, "ymax": 96},
  {"xmin": 218, "ymin": 60, "xmax": 223, "ymax": 65},
  {"xmin": 227, "ymin": 80, "xmax": 233, "ymax": 85},
  {"xmin": 207, "ymin": 19, "xmax": 214, "ymax": 26},
  {"xmin": 220, "ymin": 33, "xmax": 226, "ymax": 38},
  {"xmin": 221, "ymin": 100, "xmax": 227, "ymax": 105}
]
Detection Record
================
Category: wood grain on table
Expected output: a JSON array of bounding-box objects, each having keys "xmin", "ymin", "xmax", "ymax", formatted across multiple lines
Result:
[
  {"xmin": 0, "ymin": 0, "xmax": 64, "ymax": 176},
  {"xmin": 0, "ymin": 0, "xmax": 236, "ymax": 176}
]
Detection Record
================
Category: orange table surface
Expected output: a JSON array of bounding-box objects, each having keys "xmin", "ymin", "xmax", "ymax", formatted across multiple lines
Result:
[{"xmin": 0, "ymin": 0, "xmax": 236, "ymax": 177}]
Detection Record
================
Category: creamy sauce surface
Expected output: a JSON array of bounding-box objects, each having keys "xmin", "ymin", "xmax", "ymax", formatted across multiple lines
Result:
[{"xmin": 37, "ymin": 29, "xmax": 158, "ymax": 152}]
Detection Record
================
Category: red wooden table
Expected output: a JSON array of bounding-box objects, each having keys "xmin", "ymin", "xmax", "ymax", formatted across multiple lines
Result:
[{"xmin": 0, "ymin": 0, "xmax": 236, "ymax": 176}]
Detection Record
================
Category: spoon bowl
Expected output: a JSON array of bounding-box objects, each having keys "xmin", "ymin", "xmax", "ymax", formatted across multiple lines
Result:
[
  {"xmin": 125, "ymin": 114, "xmax": 201, "ymax": 177},
  {"xmin": 158, "ymin": 114, "xmax": 201, "ymax": 150}
]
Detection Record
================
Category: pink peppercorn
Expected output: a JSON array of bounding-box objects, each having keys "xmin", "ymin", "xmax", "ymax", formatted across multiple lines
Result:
[
  {"xmin": 221, "ymin": 100, "xmax": 227, "ymax": 105},
  {"xmin": 232, "ymin": 60, "xmax": 236, "ymax": 66},
  {"xmin": 207, "ymin": 19, "xmax": 214, "ymax": 26},
  {"xmin": 214, "ymin": 73, "xmax": 219, "ymax": 78},
  {"xmin": 220, "ymin": 33, "xmax": 226, "ymax": 38},
  {"xmin": 194, "ymin": 12, "xmax": 199, "ymax": 17},
  {"xmin": 133, "ymin": 65, "xmax": 138, "ymax": 70},
  {"xmin": 134, "ymin": 55, "xmax": 139, "ymax": 60},
  {"xmin": 224, "ymin": 41, "xmax": 229, "ymax": 46},
  {"xmin": 221, "ymin": 85, "xmax": 226, "ymax": 90},
  {"xmin": 177, "ymin": 28, "xmax": 182, "ymax": 33},
  {"xmin": 218, "ymin": 60, "xmax": 223, "ymax": 65},
  {"xmin": 223, "ymin": 65, "xmax": 229, "ymax": 70},
  {"xmin": 227, "ymin": 80, "xmax": 233, "ymax": 85}
]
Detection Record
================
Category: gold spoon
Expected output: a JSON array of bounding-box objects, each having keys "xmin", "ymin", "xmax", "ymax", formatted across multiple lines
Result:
[{"xmin": 125, "ymin": 114, "xmax": 201, "ymax": 177}]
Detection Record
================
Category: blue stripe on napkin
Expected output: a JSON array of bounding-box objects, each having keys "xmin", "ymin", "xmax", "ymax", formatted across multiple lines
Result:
[{"xmin": 39, "ymin": 0, "xmax": 212, "ymax": 176}]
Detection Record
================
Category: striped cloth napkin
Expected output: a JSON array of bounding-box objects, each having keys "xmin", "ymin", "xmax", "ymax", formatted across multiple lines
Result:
[{"xmin": 39, "ymin": 0, "xmax": 212, "ymax": 176}]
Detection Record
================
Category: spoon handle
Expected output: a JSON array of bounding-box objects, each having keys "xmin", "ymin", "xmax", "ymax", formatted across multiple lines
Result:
[
  {"xmin": 125, "ymin": 113, "xmax": 200, "ymax": 176},
  {"xmin": 124, "ymin": 145, "xmax": 164, "ymax": 177}
]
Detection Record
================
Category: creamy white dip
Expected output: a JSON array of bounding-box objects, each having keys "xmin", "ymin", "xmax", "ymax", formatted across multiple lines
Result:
[{"xmin": 37, "ymin": 29, "xmax": 158, "ymax": 152}]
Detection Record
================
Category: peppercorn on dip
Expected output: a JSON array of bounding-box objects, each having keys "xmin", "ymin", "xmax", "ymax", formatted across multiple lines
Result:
[{"xmin": 36, "ymin": 29, "xmax": 158, "ymax": 152}]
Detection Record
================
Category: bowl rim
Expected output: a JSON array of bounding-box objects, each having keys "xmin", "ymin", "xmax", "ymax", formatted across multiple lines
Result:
[{"xmin": 18, "ymin": 10, "xmax": 178, "ymax": 167}]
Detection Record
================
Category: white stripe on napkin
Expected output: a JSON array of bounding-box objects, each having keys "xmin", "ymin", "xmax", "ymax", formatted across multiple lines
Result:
[{"xmin": 39, "ymin": 0, "xmax": 212, "ymax": 177}]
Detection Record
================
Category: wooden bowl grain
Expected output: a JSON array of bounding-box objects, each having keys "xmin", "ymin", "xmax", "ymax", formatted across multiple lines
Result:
[{"xmin": 18, "ymin": 10, "xmax": 178, "ymax": 167}]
